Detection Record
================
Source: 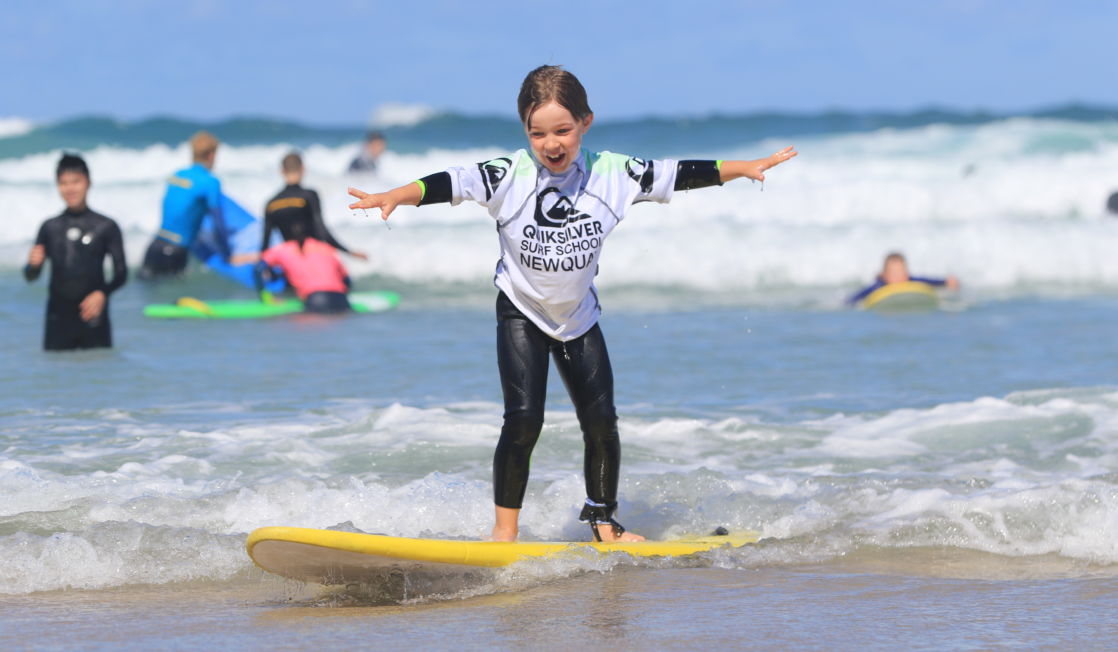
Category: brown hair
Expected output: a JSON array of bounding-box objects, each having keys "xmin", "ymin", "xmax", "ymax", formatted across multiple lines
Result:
[
  {"xmin": 881, "ymin": 251, "xmax": 907, "ymax": 273},
  {"xmin": 281, "ymin": 151, "xmax": 303, "ymax": 174},
  {"xmin": 517, "ymin": 65, "xmax": 592, "ymax": 125},
  {"xmin": 191, "ymin": 131, "xmax": 219, "ymax": 162}
]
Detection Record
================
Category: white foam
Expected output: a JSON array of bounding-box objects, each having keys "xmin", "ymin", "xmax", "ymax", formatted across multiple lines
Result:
[
  {"xmin": 4, "ymin": 121, "xmax": 1118, "ymax": 296},
  {"xmin": 0, "ymin": 523, "xmax": 246, "ymax": 594},
  {"xmin": 4, "ymin": 388, "xmax": 1118, "ymax": 593},
  {"xmin": 0, "ymin": 117, "xmax": 33, "ymax": 139},
  {"xmin": 369, "ymin": 103, "xmax": 440, "ymax": 128}
]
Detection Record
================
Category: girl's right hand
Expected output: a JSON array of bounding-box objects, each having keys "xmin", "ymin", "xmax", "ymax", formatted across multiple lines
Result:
[
  {"xmin": 27, "ymin": 244, "xmax": 45, "ymax": 267},
  {"xmin": 348, "ymin": 187, "xmax": 398, "ymax": 222}
]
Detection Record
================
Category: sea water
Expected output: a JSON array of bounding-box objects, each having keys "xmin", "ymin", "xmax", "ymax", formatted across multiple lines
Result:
[{"xmin": 1, "ymin": 110, "xmax": 1117, "ymax": 648}]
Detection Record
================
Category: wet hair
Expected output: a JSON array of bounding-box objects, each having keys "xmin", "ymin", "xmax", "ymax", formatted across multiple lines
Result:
[
  {"xmin": 365, "ymin": 131, "xmax": 385, "ymax": 142},
  {"xmin": 291, "ymin": 221, "xmax": 308, "ymax": 251},
  {"xmin": 56, "ymin": 153, "xmax": 90, "ymax": 181},
  {"xmin": 191, "ymin": 131, "xmax": 219, "ymax": 162},
  {"xmin": 517, "ymin": 65, "xmax": 592, "ymax": 125},
  {"xmin": 281, "ymin": 151, "xmax": 303, "ymax": 174},
  {"xmin": 881, "ymin": 252, "xmax": 908, "ymax": 273}
]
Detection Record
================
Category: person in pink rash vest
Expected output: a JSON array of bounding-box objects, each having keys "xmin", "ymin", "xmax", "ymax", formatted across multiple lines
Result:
[{"xmin": 257, "ymin": 237, "xmax": 352, "ymax": 313}]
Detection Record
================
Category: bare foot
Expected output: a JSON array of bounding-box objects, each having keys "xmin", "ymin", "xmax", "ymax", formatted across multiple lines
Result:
[
  {"xmin": 491, "ymin": 505, "xmax": 520, "ymax": 541},
  {"xmin": 489, "ymin": 525, "xmax": 517, "ymax": 542},
  {"xmin": 593, "ymin": 525, "xmax": 645, "ymax": 543}
]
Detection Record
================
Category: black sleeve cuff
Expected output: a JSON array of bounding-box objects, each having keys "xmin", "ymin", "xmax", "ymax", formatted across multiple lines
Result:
[
  {"xmin": 417, "ymin": 172, "xmax": 453, "ymax": 206},
  {"xmin": 674, "ymin": 160, "xmax": 722, "ymax": 191}
]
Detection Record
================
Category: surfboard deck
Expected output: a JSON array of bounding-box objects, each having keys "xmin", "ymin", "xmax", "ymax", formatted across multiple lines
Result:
[
  {"xmin": 862, "ymin": 281, "xmax": 940, "ymax": 311},
  {"xmin": 143, "ymin": 291, "xmax": 400, "ymax": 319},
  {"xmin": 246, "ymin": 526, "xmax": 759, "ymax": 584}
]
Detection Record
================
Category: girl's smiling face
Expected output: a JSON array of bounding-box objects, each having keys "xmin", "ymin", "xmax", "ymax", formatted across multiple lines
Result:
[{"xmin": 524, "ymin": 101, "xmax": 593, "ymax": 174}]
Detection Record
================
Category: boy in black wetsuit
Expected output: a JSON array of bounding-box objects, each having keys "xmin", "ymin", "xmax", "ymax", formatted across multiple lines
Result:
[
  {"xmin": 24, "ymin": 154, "xmax": 128, "ymax": 351},
  {"xmin": 262, "ymin": 152, "xmax": 367, "ymax": 260}
]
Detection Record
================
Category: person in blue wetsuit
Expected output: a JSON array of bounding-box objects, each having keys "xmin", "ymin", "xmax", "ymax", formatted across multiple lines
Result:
[
  {"xmin": 139, "ymin": 131, "xmax": 228, "ymax": 278},
  {"xmin": 847, "ymin": 252, "xmax": 959, "ymax": 305}
]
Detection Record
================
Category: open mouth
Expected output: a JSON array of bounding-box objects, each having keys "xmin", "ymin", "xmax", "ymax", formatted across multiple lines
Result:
[{"xmin": 544, "ymin": 152, "xmax": 566, "ymax": 167}]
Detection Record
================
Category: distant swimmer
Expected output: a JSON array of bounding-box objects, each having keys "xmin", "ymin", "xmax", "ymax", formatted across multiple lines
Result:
[
  {"xmin": 24, "ymin": 153, "xmax": 127, "ymax": 351},
  {"xmin": 255, "ymin": 238, "xmax": 352, "ymax": 314},
  {"xmin": 847, "ymin": 252, "xmax": 959, "ymax": 306},
  {"xmin": 140, "ymin": 131, "xmax": 227, "ymax": 278},
  {"xmin": 347, "ymin": 131, "xmax": 386, "ymax": 174},
  {"xmin": 263, "ymin": 152, "xmax": 367, "ymax": 260}
]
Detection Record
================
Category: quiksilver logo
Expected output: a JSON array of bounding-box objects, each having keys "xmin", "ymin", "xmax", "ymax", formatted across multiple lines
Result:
[
  {"xmin": 534, "ymin": 187, "xmax": 592, "ymax": 227},
  {"xmin": 625, "ymin": 157, "xmax": 654, "ymax": 194},
  {"xmin": 479, "ymin": 157, "xmax": 512, "ymax": 200}
]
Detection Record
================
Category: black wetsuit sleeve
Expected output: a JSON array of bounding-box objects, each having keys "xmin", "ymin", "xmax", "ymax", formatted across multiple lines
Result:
[
  {"xmin": 308, "ymin": 190, "xmax": 350, "ymax": 253},
  {"xmin": 260, "ymin": 207, "xmax": 275, "ymax": 254},
  {"xmin": 674, "ymin": 161, "xmax": 723, "ymax": 191},
  {"xmin": 102, "ymin": 221, "xmax": 128, "ymax": 296},
  {"xmin": 23, "ymin": 222, "xmax": 48, "ymax": 282},
  {"xmin": 416, "ymin": 172, "xmax": 452, "ymax": 206}
]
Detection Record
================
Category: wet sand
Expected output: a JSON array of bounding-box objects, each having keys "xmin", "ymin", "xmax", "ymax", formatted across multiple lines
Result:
[{"xmin": 4, "ymin": 554, "xmax": 1118, "ymax": 650}]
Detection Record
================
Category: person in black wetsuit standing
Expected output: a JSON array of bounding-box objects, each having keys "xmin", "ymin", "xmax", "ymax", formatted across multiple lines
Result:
[
  {"xmin": 24, "ymin": 154, "xmax": 128, "ymax": 351},
  {"xmin": 262, "ymin": 152, "xmax": 367, "ymax": 260}
]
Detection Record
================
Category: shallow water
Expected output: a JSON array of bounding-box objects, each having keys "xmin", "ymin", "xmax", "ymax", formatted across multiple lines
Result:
[
  {"xmin": 2, "ymin": 265, "xmax": 1118, "ymax": 647},
  {"xmin": 4, "ymin": 111, "xmax": 1118, "ymax": 646}
]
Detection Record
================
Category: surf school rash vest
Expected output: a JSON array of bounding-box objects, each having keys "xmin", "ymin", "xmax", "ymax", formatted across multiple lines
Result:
[{"xmin": 435, "ymin": 149, "xmax": 677, "ymax": 341}]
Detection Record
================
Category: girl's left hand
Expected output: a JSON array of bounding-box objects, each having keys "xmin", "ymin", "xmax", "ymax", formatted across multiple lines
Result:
[
  {"xmin": 348, "ymin": 187, "xmax": 399, "ymax": 221},
  {"xmin": 747, "ymin": 146, "xmax": 798, "ymax": 182}
]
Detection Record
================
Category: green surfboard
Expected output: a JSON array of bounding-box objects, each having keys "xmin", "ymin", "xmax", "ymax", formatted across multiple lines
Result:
[{"xmin": 143, "ymin": 291, "xmax": 400, "ymax": 319}]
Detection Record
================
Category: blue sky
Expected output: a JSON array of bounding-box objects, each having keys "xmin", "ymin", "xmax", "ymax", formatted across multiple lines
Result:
[{"xmin": 3, "ymin": 0, "xmax": 1116, "ymax": 124}]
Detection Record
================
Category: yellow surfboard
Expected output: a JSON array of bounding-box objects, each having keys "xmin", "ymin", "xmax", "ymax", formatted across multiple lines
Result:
[
  {"xmin": 247, "ymin": 526, "xmax": 758, "ymax": 584},
  {"xmin": 862, "ymin": 280, "xmax": 940, "ymax": 311}
]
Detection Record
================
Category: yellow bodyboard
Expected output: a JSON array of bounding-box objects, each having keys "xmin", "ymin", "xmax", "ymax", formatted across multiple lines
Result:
[
  {"xmin": 247, "ymin": 526, "xmax": 758, "ymax": 584},
  {"xmin": 862, "ymin": 281, "xmax": 940, "ymax": 311}
]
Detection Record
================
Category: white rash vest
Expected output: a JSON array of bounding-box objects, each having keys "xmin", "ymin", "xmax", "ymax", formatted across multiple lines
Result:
[{"xmin": 441, "ymin": 149, "xmax": 678, "ymax": 341}]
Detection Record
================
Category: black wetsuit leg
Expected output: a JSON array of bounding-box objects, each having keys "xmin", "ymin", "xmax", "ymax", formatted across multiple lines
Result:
[
  {"xmin": 303, "ymin": 291, "xmax": 351, "ymax": 314},
  {"xmin": 493, "ymin": 292, "xmax": 620, "ymax": 511},
  {"xmin": 44, "ymin": 297, "xmax": 111, "ymax": 351},
  {"xmin": 552, "ymin": 321, "xmax": 620, "ymax": 512},
  {"xmin": 139, "ymin": 239, "xmax": 188, "ymax": 278}
]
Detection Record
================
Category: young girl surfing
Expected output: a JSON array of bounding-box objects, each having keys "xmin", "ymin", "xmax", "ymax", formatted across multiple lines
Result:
[{"xmin": 349, "ymin": 65, "xmax": 796, "ymax": 543}]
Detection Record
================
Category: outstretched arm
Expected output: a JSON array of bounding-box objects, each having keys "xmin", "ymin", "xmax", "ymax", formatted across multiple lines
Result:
[
  {"xmin": 350, "ymin": 158, "xmax": 508, "ymax": 221},
  {"xmin": 719, "ymin": 146, "xmax": 797, "ymax": 183},
  {"xmin": 347, "ymin": 181, "xmax": 425, "ymax": 223}
]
